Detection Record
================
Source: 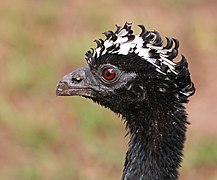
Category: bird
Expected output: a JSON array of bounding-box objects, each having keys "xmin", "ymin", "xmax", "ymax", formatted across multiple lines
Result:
[{"xmin": 56, "ymin": 22, "xmax": 195, "ymax": 180}]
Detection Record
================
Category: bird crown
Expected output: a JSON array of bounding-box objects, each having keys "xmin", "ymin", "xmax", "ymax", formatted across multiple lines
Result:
[{"xmin": 85, "ymin": 22, "xmax": 195, "ymax": 98}]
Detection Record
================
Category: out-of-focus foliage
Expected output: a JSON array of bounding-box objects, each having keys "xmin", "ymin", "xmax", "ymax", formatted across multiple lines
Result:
[{"xmin": 0, "ymin": 0, "xmax": 216, "ymax": 179}]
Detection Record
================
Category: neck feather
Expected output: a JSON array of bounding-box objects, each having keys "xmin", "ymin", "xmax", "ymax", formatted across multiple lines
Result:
[{"xmin": 122, "ymin": 100, "xmax": 188, "ymax": 180}]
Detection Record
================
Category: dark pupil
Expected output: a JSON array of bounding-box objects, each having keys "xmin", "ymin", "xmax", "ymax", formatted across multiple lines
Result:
[
  {"xmin": 106, "ymin": 71, "xmax": 111, "ymax": 77},
  {"xmin": 103, "ymin": 68, "xmax": 116, "ymax": 80}
]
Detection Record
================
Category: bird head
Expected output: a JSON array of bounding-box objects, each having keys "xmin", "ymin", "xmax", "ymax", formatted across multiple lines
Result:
[{"xmin": 56, "ymin": 22, "xmax": 195, "ymax": 115}]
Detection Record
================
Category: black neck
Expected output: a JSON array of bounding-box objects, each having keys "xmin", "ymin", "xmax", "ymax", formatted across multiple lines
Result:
[{"xmin": 122, "ymin": 100, "xmax": 188, "ymax": 180}]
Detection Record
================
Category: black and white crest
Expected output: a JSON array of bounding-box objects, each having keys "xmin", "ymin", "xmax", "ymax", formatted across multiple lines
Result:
[{"xmin": 85, "ymin": 22, "xmax": 195, "ymax": 98}]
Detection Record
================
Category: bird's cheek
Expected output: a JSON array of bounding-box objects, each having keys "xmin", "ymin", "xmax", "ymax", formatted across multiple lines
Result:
[{"xmin": 127, "ymin": 85, "xmax": 146, "ymax": 101}]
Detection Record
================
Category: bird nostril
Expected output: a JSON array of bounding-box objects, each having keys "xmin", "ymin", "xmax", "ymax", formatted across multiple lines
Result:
[{"xmin": 72, "ymin": 77, "xmax": 83, "ymax": 83}]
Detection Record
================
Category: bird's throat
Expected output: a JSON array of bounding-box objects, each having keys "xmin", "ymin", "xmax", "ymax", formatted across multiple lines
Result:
[{"xmin": 122, "ymin": 102, "xmax": 187, "ymax": 180}]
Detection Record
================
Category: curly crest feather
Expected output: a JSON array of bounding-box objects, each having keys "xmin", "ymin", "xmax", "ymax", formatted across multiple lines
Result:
[{"xmin": 85, "ymin": 22, "xmax": 195, "ymax": 99}]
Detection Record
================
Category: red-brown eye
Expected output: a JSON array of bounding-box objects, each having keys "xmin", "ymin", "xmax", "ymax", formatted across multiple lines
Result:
[{"xmin": 102, "ymin": 68, "xmax": 116, "ymax": 81}]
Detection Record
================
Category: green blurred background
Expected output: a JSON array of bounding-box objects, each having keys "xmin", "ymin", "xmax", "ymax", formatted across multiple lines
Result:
[{"xmin": 0, "ymin": 0, "xmax": 216, "ymax": 179}]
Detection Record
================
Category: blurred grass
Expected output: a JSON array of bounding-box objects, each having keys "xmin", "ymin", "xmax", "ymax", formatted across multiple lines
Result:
[
  {"xmin": 0, "ymin": 0, "xmax": 217, "ymax": 179},
  {"xmin": 183, "ymin": 137, "xmax": 217, "ymax": 167},
  {"xmin": 186, "ymin": 137, "xmax": 217, "ymax": 167}
]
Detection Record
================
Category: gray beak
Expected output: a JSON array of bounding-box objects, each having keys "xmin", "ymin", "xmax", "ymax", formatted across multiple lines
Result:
[{"xmin": 56, "ymin": 66, "xmax": 96, "ymax": 98}]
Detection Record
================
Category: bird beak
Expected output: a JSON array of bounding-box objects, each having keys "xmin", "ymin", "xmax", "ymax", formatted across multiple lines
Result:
[{"xmin": 56, "ymin": 66, "xmax": 96, "ymax": 98}]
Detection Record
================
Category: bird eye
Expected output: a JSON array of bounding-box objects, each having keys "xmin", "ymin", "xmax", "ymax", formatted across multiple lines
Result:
[{"xmin": 102, "ymin": 68, "xmax": 116, "ymax": 81}]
